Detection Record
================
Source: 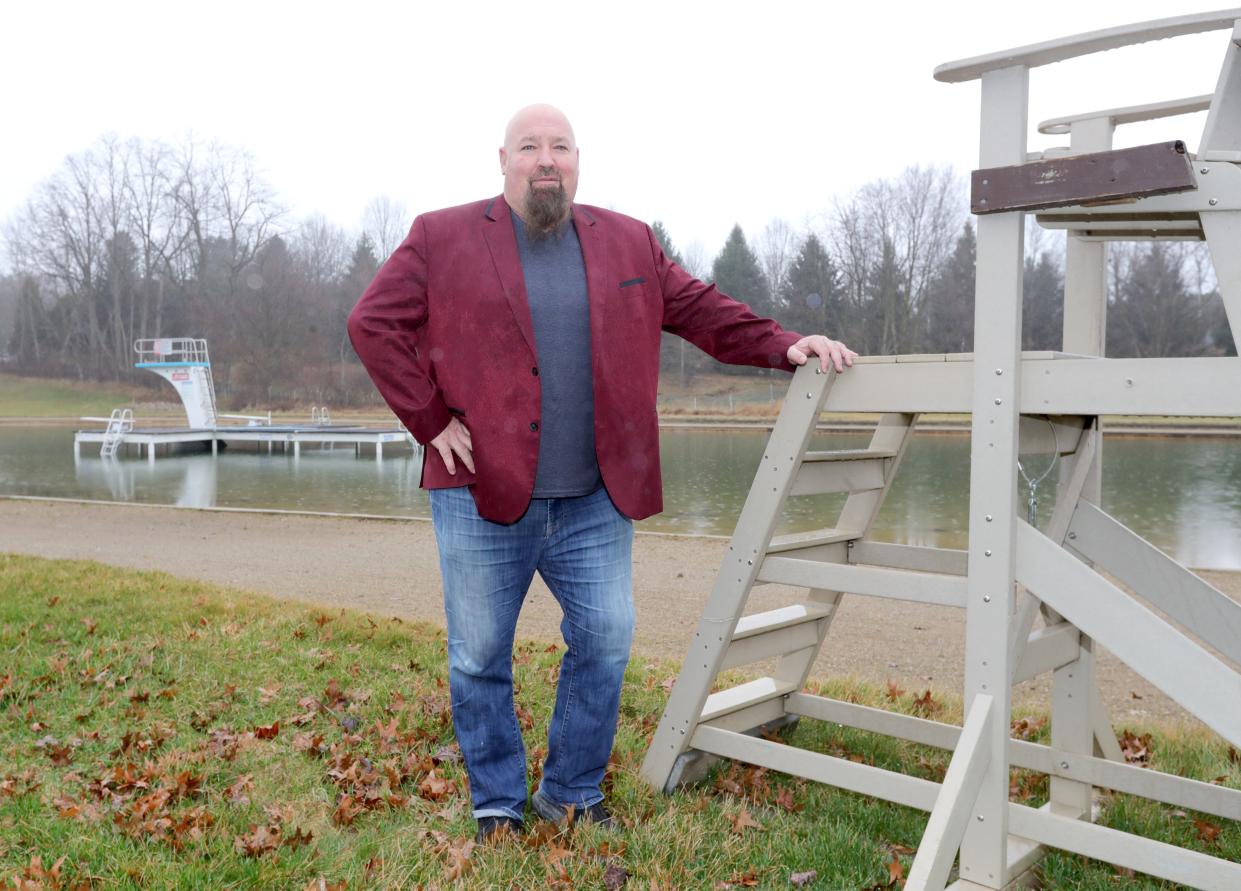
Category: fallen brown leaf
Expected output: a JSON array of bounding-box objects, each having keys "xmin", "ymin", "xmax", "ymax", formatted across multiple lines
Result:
[
  {"xmin": 887, "ymin": 852, "xmax": 906, "ymax": 886},
  {"xmin": 418, "ymin": 770, "xmax": 456, "ymax": 801},
  {"xmin": 284, "ymin": 826, "xmax": 314, "ymax": 849},
  {"xmin": 728, "ymin": 808, "xmax": 763, "ymax": 834},
  {"xmin": 234, "ymin": 823, "xmax": 282, "ymax": 857},
  {"xmin": 1194, "ymin": 819, "xmax": 1222, "ymax": 844},
  {"xmin": 225, "ymin": 775, "xmax": 253, "ymax": 805},
  {"xmin": 911, "ymin": 689, "xmax": 938, "ymax": 716}
]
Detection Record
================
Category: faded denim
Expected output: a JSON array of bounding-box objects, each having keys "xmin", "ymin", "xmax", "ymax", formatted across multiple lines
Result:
[{"xmin": 429, "ymin": 485, "xmax": 634, "ymax": 821}]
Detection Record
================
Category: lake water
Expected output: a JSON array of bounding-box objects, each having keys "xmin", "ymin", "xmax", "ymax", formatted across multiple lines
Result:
[{"xmin": 2, "ymin": 426, "xmax": 1239, "ymax": 569}]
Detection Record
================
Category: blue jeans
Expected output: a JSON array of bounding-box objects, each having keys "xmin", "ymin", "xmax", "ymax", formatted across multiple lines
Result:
[{"xmin": 429, "ymin": 485, "xmax": 634, "ymax": 821}]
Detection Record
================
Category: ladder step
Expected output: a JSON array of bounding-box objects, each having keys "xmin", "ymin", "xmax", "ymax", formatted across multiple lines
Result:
[
  {"xmin": 721, "ymin": 603, "xmax": 835, "ymax": 670},
  {"xmin": 802, "ymin": 448, "xmax": 898, "ymax": 462},
  {"xmin": 700, "ymin": 677, "xmax": 798, "ymax": 723},
  {"xmin": 757, "ymin": 557, "xmax": 968, "ymax": 607},
  {"xmin": 791, "ymin": 453, "xmax": 892, "ymax": 495},
  {"xmin": 732, "ymin": 602, "xmax": 834, "ymax": 639},
  {"xmin": 767, "ymin": 528, "xmax": 861, "ymax": 553}
]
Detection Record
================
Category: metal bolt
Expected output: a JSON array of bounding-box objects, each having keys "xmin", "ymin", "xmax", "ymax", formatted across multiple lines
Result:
[
  {"xmin": 984, "ymin": 549, "xmax": 992, "ymax": 557},
  {"xmin": 747, "ymin": 559, "xmax": 753, "ymax": 565},
  {"xmin": 1200, "ymin": 167, "xmax": 1209, "ymax": 174},
  {"xmin": 1068, "ymin": 531, "xmax": 1077, "ymax": 540},
  {"xmin": 994, "ymin": 398, "xmax": 1002, "ymax": 405},
  {"xmin": 1060, "ymin": 760, "xmax": 1070, "ymax": 769},
  {"xmin": 983, "ymin": 595, "xmax": 991, "ymax": 603},
  {"xmin": 1209, "ymin": 198, "xmax": 1219, "ymax": 206},
  {"xmin": 985, "ymin": 514, "xmax": 993, "ymax": 522},
  {"xmin": 815, "ymin": 368, "xmax": 822, "ymax": 374},
  {"xmin": 806, "ymin": 392, "xmax": 813, "ymax": 399},
  {"xmin": 976, "ymin": 815, "xmax": 985, "ymax": 822},
  {"xmin": 995, "ymin": 368, "xmax": 1003, "ymax": 376}
]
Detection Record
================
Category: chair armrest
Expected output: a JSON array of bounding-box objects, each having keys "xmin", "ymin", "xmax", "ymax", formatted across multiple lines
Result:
[
  {"xmin": 1038, "ymin": 94, "xmax": 1214, "ymax": 135},
  {"xmin": 934, "ymin": 9, "xmax": 1240, "ymax": 83}
]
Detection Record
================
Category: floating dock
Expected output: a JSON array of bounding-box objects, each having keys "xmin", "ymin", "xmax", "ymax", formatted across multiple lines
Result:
[{"xmin": 73, "ymin": 423, "xmax": 413, "ymax": 462}]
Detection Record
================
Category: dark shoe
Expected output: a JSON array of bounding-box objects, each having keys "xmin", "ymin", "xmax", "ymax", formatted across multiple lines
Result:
[
  {"xmin": 531, "ymin": 787, "xmax": 617, "ymax": 830},
  {"xmin": 475, "ymin": 815, "xmax": 522, "ymax": 844}
]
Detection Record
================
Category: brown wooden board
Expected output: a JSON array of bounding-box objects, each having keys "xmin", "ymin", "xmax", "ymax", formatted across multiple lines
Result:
[{"xmin": 971, "ymin": 141, "xmax": 1196, "ymax": 215}]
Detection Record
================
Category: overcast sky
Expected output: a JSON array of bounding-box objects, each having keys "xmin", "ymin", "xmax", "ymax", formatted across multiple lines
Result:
[{"xmin": 1, "ymin": 1, "xmax": 1233, "ymax": 261}]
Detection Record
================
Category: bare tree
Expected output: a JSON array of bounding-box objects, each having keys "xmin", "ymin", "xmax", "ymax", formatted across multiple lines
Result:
[
  {"xmin": 125, "ymin": 138, "xmax": 185, "ymax": 340},
  {"xmin": 756, "ymin": 218, "xmax": 799, "ymax": 307},
  {"xmin": 827, "ymin": 165, "xmax": 963, "ymax": 353},
  {"xmin": 362, "ymin": 195, "xmax": 409, "ymax": 260},
  {"xmin": 680, "ymin": 241, "xmax": 709, "ymax": 281}
]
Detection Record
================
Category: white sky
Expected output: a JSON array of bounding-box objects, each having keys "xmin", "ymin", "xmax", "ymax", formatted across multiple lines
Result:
[{"xmin": 0, "ymin": 1, "xmax": 1233, "ymax": 260}]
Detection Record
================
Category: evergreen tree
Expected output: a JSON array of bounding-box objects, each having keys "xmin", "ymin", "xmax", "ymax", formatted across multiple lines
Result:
[
  {"xmin": 650, "ymin": 220, "xmax": 684, "ymax": 267},
  {"xmin": 345, "ymin": 234, "xmax": 380, "ymax": 291},
  {"xmin": 780, "ymin": 233, "xmax": 844, "ymax": 338},
  {"xmin": 1022, "ymin": 251, "xmax": 1063, "ymax": 351},
  {"xmin": 711, "ymin": 224, "xmax": 770, "ymax": 316},
  {"xmin": 1107, "ymin": 243, "xmax": 1207, "ymax": 357},
  {"xmin": 918, "ymin": 222, "xmax": 975, "ymax": 352},
  {"xmin": 650, "ymin": 221, "xmax": 699, "ymax": 384},
  {"xmin": 866, "ymin": 236, "xmax": 906, "ymax": 355},
  {"xmin": 1203, "ymin": 290, "xmax": 1237, "ymax": 356}
]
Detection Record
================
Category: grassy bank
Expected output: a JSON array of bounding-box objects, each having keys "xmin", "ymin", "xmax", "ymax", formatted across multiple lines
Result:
[
  {"xmin": 1, "ymin": 555, "xmax": 1237, "ymax": 888},
  {"xmin": 0, "ymin": 375, "xmax": 160, "ymax": 420}
]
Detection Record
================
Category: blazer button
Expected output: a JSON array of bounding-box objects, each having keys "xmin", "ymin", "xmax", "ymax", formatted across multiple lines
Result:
[
  {"xmin": 531, "ymin": 367, "xmax": 539, "ymax": 376},
  {"xmin": 529, "ymin": 421, "xmax": 539, "ymax": 432}
]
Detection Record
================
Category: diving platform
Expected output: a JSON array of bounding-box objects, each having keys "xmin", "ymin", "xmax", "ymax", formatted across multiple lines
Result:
[{"xmin": 75, "ymin": 338, "xmax": 416, "ymax": 461}]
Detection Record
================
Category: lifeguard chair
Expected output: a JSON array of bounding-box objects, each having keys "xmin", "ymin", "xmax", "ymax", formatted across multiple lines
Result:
[{"xmin": 643, "ymin": 10, "xmax": 1241, "ymax": 889}]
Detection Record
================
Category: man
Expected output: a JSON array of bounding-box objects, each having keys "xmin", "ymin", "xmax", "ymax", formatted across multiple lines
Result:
[{"xmin": 348, "ymin": 104, "xmax": 855, "ymax": 843}]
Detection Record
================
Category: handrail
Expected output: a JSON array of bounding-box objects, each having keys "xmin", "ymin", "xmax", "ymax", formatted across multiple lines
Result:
[
  {"xmin": 1038, "ymin": 94, "xmax": 1214, "ymax": 135},
  {"xmin": 934, "ymin": 9, "xmax": 1241, "ymax": 83},
  {"xmin": 133, "ymin": 337, "xmax": 210, "ymax": 365}
]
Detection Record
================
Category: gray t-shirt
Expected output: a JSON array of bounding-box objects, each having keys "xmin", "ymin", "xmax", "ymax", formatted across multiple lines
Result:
[{"xmin": 512, "ymin": 212, "xmax": 602, "ymax": 498}]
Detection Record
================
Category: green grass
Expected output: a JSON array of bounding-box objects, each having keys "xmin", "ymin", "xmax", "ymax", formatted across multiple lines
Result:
[
  {"xmin": 0, "ymin": 374, "xmax": 157, "ymax": 419},
  {"xmin": 0, "ymin": 554, "xmax": 1237, "ymax": 889}
]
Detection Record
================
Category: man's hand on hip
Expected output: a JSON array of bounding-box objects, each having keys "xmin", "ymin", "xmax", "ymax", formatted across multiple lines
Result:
[
  {"xmin": 787, "ymin": 335, "xmax": 858, "ymax": 373},
  {"xmin": 431, "ymin": 417, "xmax": 475, "ymax": 475}
]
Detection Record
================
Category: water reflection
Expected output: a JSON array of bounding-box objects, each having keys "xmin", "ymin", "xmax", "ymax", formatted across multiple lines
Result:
[
  {"xmin": 74, "ymin": 453, "xmax": 218, "ymax": 508},
  {"xmin": 3, "ymin": 426, "xmax": 1239, "ymax": 568}
]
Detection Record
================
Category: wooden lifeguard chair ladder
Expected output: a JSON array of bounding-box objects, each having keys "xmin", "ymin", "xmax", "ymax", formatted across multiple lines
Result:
[{"xmin": 642, "ymin": 10, "xmax": 1241, "ymax": 889}]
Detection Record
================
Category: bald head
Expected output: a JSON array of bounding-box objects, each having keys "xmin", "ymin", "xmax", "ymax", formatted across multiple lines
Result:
[
  {"xmin": 503, "ymin": 104, "xmax": 576, "ymax": 149},
  {"xmin": 499, "ymin": 104, "xmax": 580, "ymax": 229}
]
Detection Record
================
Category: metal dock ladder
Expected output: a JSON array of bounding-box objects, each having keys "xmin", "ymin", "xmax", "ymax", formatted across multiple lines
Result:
[{"xmin": 99, "ymin": 408, "xmax": 134, "ymax": 459}]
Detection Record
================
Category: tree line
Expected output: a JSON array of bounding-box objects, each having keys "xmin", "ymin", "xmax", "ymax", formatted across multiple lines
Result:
[{"xmin": 0, "ymin": 134, "xmax": 1233, "ymax": 408}]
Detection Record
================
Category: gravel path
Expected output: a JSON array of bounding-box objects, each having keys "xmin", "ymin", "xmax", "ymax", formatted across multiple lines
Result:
[{"xmin": 4, "ymin": 497, "xmax": 1237, "ymax": 726}]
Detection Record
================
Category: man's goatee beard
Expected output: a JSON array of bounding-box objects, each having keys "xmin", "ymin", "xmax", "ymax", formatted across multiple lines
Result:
[{"xmin": 524, "ymin": 183, "xmax": 570, "ymax": 240}]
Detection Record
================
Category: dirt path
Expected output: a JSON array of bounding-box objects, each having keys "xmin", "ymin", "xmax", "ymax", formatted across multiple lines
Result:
[{"xmin": 4, "ymin": 497, "xmax": 1237, "ymax": 725}]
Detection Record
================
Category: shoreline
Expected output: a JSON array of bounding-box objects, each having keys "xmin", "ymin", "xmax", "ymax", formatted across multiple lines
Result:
[
  {"xmin": 4, "ymin": 496, "xmax": 1238, "ymax": 729},
  {"xmin": 5, "ymin": 415, "xmax": 1241, "ymax": 437}
]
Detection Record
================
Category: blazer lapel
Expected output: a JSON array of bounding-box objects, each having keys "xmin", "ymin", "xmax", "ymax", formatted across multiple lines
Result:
[
  {"xmin": 573, "ymin": 204, "xmax": 609, "ymax": 367},
  {"xmin": 482, "ymin": 195, "xmax": 538, "ymax": 357}
]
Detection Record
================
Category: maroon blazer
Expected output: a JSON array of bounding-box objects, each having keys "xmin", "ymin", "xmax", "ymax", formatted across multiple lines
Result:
[{"xmin": 347, "ymin": 195, "xmax": 802, "ymax": 524}]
